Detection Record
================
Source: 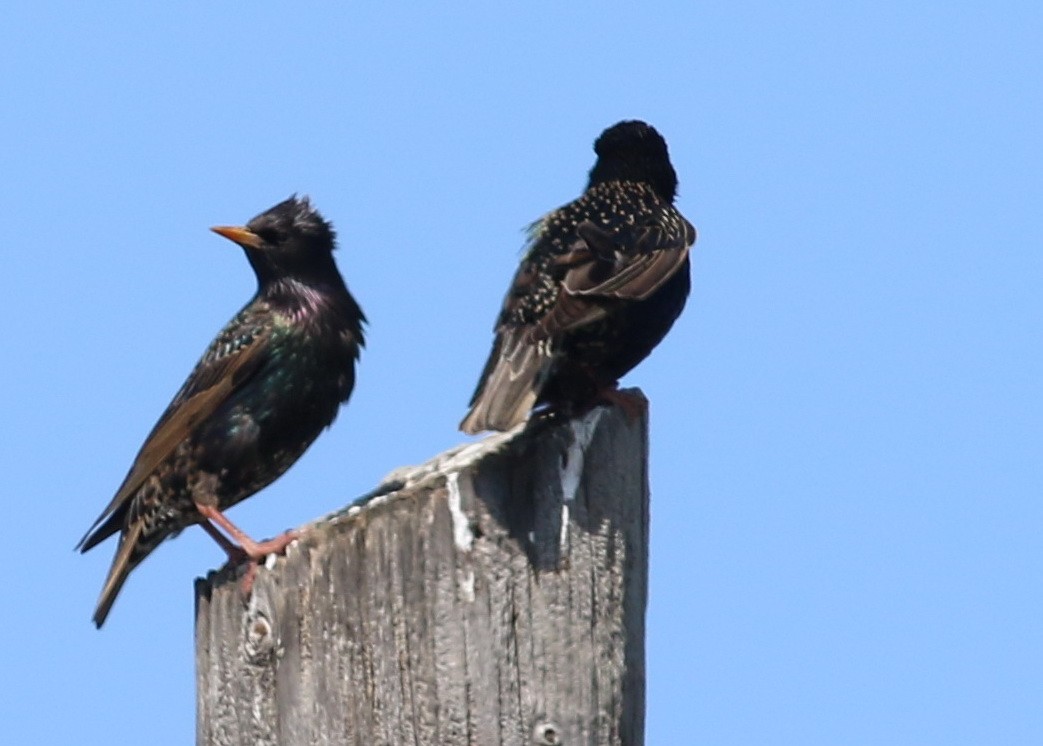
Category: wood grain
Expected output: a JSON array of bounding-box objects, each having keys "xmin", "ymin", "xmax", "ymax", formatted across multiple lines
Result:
[{"xmin": 196, "ymin": 398, "xmax": 649, "ymax": 746}]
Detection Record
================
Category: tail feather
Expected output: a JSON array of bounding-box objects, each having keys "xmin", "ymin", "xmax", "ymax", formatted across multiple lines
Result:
[
  {"xmin": 460, "ymin": 333, "xmax": 549, "ymax": 434},
  {"xmin": 92, "ymin": 521, "xmax": 146, "ymax": 628},
  {"xmin": 76, "ymin": 508, "xmax": 124, "ymax": 554}
]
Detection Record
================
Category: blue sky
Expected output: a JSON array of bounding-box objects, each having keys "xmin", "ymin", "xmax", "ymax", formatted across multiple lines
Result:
[{"xmin": 3, "ymin": 2, "xmax": 1041, "ymax": 743}]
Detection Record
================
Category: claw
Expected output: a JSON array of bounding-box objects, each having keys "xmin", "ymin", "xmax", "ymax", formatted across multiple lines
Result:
[
  {"xmin": 194, "ymin": 504, "xmax": 299, "ymax": 597},
  {"xmin": 596, "ymin": 384, "xmax": 647, "ymax": 422}
]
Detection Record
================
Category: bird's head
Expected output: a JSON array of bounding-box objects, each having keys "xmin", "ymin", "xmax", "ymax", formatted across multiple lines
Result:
[
  {"xmin": 211, "ymin": 195, "xmax": 341, "ymax": 289},
  {"xmin": 587, "ymin": 120, "xmax": 679, "ymax": 202}
]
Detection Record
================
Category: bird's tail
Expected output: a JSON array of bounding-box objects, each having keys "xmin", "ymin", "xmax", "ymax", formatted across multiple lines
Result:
[
  {"xmin": 92, "ymin": 521, "xmax": 147, "ymax": 628},
  {"xmin": 460, "ymin": 332, "xmax": 550, "ymax": 435}
]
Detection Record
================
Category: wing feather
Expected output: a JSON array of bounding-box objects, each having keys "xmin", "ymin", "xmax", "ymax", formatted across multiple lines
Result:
[
  {"xmin": 538, "ymin": 217, "xmax": 694, "ymax": 338},
  {"xmin": 77, "ymin": 324, "xmax": 271, "ymax": 551}
]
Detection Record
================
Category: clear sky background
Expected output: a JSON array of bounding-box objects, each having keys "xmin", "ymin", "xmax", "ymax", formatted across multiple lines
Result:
[{"xmin": 2, "ymin": 3, "xmax": 1040, "ymax": 744}]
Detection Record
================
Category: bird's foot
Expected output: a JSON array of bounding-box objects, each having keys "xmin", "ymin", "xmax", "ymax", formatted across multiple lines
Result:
[
  {"xmin": 595, "ymin": 384, "xmax": 647, "ymax": 423},
  {"xmin": 237, "ymin": 529, "xmax": 300, "ymax": 562},
  {"xmin": 234, "ymin": 530, "xmax": 299, "ymax": 597},
  {"xmin": 195, "ymin": 506, "xmax": 300, "ymax": 597}
]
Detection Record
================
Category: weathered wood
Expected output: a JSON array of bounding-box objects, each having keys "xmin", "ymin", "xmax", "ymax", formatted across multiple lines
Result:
[{"xmin": 196, "ymin": 397, "xmax": 649, "ymax": 746}]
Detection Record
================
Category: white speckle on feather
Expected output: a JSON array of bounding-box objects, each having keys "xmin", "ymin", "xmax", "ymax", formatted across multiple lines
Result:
[
  {"xmin": 561, "ymin": 408, "xmax": 605, "ymax": 502},
  {"xmin": 447, "ymin": 471, "xmax": 473, "ymax": 552}
]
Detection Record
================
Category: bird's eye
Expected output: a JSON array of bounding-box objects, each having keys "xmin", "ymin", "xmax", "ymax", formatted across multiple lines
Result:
[{"xmin": 254, "ymin": 228, "xmax": 280, "ymax": 245}]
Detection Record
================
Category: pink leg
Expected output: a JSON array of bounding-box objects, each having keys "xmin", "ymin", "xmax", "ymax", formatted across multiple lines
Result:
[
  {"xmin": 595, "ymin": 383, "xmax": 648, "ymax": 422},
  {"xmin": 194, "ymin": 503, "xmax": 299, "ymax": 560},
  {"xmin": 198, "ymin": 519, "xmax": 248, "ymax": 562},
  {"xmin": 194, "ymin": 504, "xmax": 299, "ymax": 596}
]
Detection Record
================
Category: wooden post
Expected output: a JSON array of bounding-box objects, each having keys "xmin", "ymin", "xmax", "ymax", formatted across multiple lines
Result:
[{"xmin": 195, "ymin": 396, "xmax": 649, "ymax": 746}]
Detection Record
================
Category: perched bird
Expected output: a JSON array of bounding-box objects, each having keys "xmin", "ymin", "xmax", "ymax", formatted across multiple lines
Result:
[
  {"xmin": 78, "ymin": 196, "xmax": 365, "ymax": 627},
  {"xmin": 460, "ymin": 120, "xmax": 696, "ymax": 434}
]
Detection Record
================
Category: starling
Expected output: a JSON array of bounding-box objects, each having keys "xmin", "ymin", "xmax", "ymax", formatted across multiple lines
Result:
[
  {"xmin": 460, "ymin": 120, "xmax": 696, "ymax": 434},
  {"xmin": 78, "ymin": 195, "xmax": 365, "ymax": 627}
]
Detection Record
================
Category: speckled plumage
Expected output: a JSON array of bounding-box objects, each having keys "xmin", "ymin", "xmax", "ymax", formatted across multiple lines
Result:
[
  {"xmin": 78, "ymin": 196, "xmax": 365, "ymax": 627},
  {"xmin": 460, "ymin": 121, "xmax": 696, "ymax": 434}
]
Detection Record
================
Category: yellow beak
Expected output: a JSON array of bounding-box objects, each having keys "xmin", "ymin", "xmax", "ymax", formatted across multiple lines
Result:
[{"xmin": 210, "ymin": 225, "xmax": 263, "ymax": 250}]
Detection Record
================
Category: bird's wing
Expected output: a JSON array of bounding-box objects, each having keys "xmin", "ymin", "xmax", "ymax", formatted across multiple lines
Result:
[
  {"xmin": 77, "ymin": 323, "xmax": 272, "ymax": 551},
  {"xmin": 459, "ymin": 327, "xmax": 547, "ymax": 434},
  {"xmin": 459, "ymin": 255, "xmax": 558, "ymax": 434},
  {"xmin": 535, "ymin": 216, "xmax": 696, "ymax": 338},
  {"xmin": 460, "ymin": 213, "xmax": 695, "ymax": 434}
]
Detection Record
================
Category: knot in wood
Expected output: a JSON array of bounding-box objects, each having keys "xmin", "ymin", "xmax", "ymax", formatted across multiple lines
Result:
[
  {"xmin": 243, "ymin": 609, "xmax": 275, "ymax": 663},
  {"xmin": 532, "ymin": 720, "xmax": 562, "ymax": 745}
]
